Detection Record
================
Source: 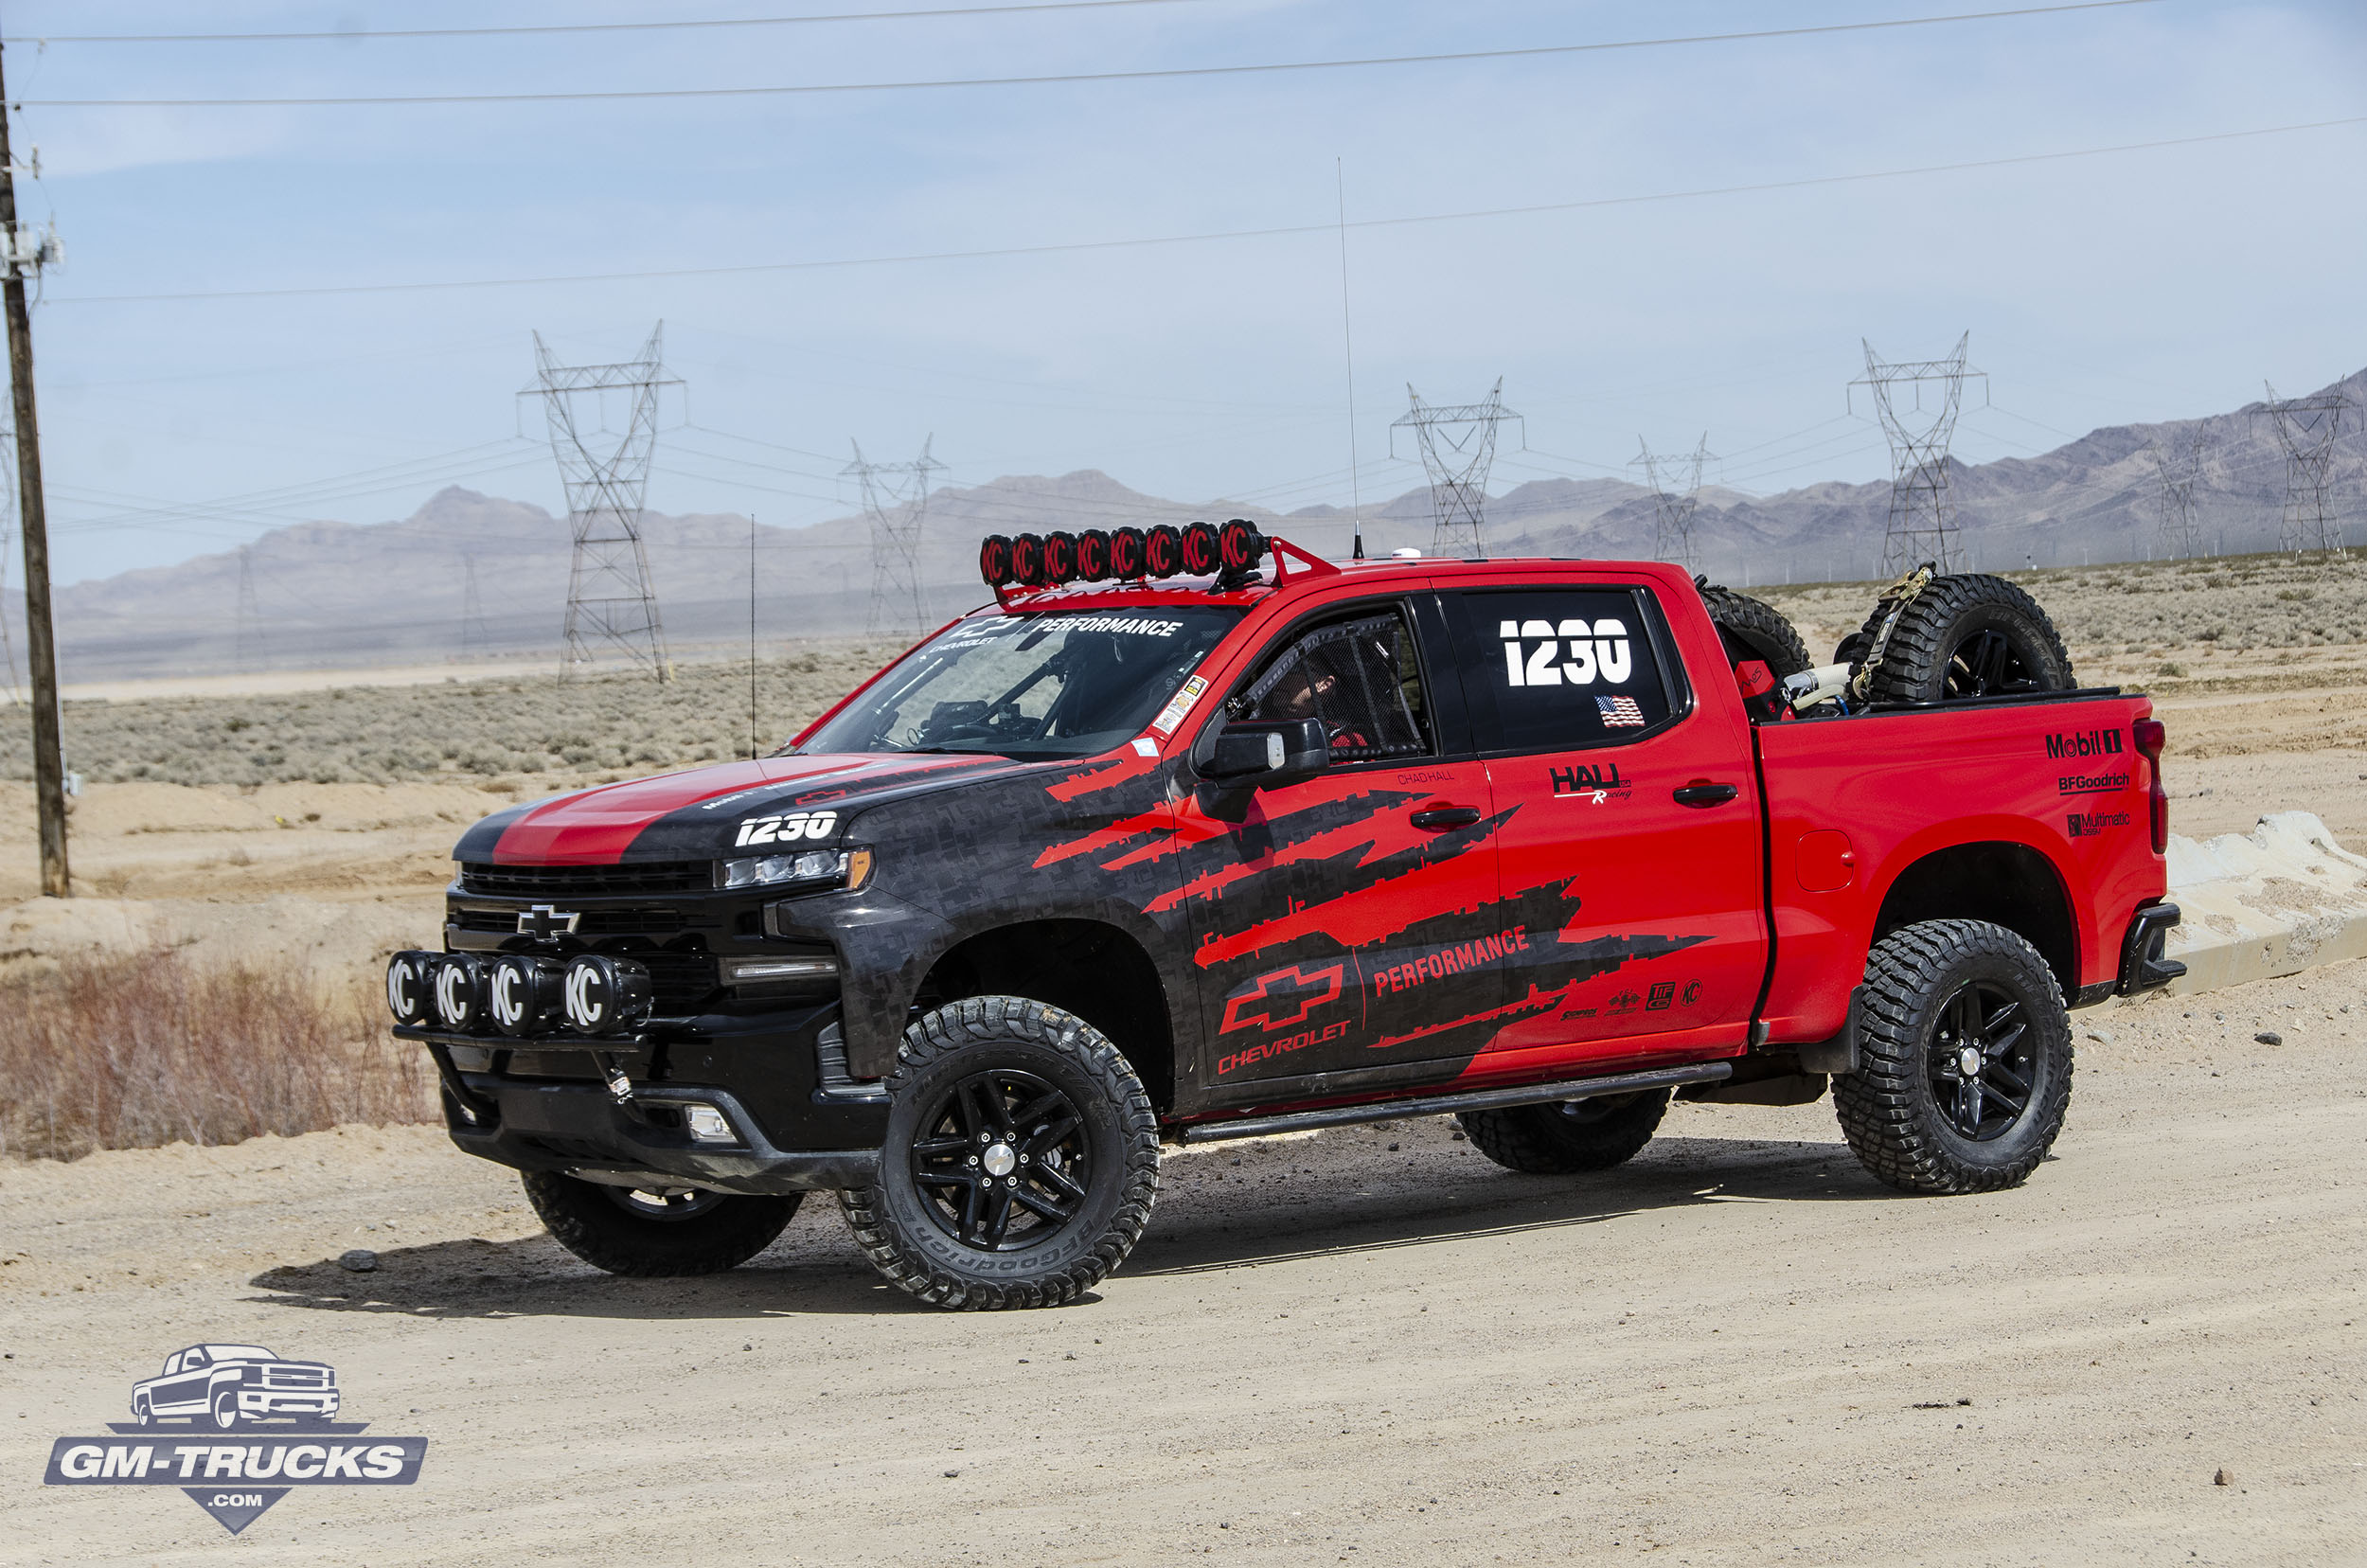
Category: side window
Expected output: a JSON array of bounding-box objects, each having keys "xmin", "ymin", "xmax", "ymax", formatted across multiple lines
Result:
[
  {"xmin": 1232, "ymin": 606, "xmax": 1433, "ymax": 763},
  {"xmin": 1452, "ymin": 588, "xmax": 1678, "ymax": 753},
  {"xmin": 181, "ymin": 1349, "xmax": 207, "ymax": 1369}
]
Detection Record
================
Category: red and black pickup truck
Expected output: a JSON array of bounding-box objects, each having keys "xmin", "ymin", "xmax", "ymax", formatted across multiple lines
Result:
[{"xmin": 387, "ymin": 522, "xmax": 2181, "ymax": 1310}]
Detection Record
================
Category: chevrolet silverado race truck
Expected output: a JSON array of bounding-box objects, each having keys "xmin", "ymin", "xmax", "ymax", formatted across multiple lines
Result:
[{"xmin": 386, "ymin": 520, "xmax": 2182, "ymax": 1310}]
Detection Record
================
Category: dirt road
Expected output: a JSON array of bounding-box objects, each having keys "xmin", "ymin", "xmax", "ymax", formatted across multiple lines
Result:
[{"xmin": 4, "ymin": 960, "xmax": 2361, "ymax": 1566}]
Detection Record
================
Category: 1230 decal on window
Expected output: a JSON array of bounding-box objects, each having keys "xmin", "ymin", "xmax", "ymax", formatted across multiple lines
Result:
[{"xmin": 1499, "ymin": 618, "xmax": 1631, "ymax": 687}]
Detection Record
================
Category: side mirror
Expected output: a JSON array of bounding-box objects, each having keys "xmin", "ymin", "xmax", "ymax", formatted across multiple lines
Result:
[{"xmin": 1201, "ymin": 719, "xmax": 1329, "ymax": 788}]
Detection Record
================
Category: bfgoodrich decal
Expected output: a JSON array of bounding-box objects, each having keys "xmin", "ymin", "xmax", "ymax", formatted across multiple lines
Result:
[{"xmin": 43, "ymin": 1345, "xmax": 426, "ymax": 1536}]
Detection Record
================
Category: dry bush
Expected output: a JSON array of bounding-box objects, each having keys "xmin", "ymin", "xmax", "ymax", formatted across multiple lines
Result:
[
  {"xmin": 0, "ymin": 646, "xmax": 891, "ymax": 790},
  {"xmin": 0, "ymin": 950, "xmax": 435, "ymax": 1162}
]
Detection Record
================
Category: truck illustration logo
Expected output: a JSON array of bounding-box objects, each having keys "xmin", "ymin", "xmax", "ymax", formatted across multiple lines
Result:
[{"xmin": 44, "ymin": 1345, "xmax": 427, "ymax": 1536}]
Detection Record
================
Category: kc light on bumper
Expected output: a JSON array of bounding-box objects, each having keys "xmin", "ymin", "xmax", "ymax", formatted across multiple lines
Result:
[
  {"xmin": 385, "ymin": 951, "xmax": 436, "ymax": 1025},
  {"xmin": 487, "ymin": 953, "xmax": 563, "ymax": 1037},
  {"xmin": 719, "ymin": 846, "xmax": 872, "ymax": 894},
  {"xmin": 561, "ymin": 953, "xmax": 653, "ymax": 1035},
  {"xmin": 430, "ymin": 953, "xmax": 487, "ymax": 1031}
]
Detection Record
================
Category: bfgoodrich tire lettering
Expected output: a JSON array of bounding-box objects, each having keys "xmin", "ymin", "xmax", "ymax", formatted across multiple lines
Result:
[
  {"xmin": 522, "ymin": 1170, "xmax": 799, "ymax": 1276},
  {"xmin": 839, "ymin": 996, "xmax": 1160, "ymax": 1310},
  {"xmin": 1458, "ymin": 1089, "xmax": 1669, "ymax": 1174},
  {"xmin": 1833, "ymin": 919, "xmax": 2073, "ymax": 1195}
]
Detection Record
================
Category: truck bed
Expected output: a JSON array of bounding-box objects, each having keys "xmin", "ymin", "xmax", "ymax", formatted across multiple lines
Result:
[{"xmin": 1753, "ymin": 687, "xmax": 2163, "ymax": 1044}]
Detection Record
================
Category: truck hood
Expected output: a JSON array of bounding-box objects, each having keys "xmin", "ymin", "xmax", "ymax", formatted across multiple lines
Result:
[{"xmin": 453, "ymin": 753, "xmax": 1034, "ymax": 865}]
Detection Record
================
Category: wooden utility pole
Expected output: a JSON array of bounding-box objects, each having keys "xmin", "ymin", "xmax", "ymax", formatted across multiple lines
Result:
[{"xmin": 0, "ymin": 44, "xmax": 69, "ymax": 896}]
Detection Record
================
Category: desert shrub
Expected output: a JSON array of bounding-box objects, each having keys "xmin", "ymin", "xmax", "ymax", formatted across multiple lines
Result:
[{"xmin": 0, "ymin": 950, "xmax": 434, "ymax": 1161}]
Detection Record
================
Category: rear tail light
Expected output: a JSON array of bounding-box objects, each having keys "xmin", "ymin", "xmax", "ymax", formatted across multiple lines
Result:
[
  {"xmin": 1144, "ymin": 525, "xmax": 1183, "ymax": 578},
  {"xmin": 1009, "ymin": 533, "xmax": 1044, "ymax": 586},
  {"xmin": 1075, "ymin": 528, "xmax": 1112, "ymax": 581},
  {"xmin": 978, "ymin": 534, "xmax": 1014, "ymax": 587},
  {"xmin": 1181, "ymin": 521, "xmax": 1221, "ymax": 575},
  {"xmin": 1042, "ymin": 530, "xmax": 1078, "ymax": 585},
  {"xmin": 1109, "ymin": 526, "xmax": 1146, "ymax": 579},
  {"xmin": 2133, "ymin": 717, "xmax": 2168, "ymax": 854}
]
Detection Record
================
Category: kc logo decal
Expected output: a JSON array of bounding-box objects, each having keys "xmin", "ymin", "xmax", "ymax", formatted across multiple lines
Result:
[{"xmin": 1219, "ymin": 962, "xmax": 1346, "ymax": 1035}]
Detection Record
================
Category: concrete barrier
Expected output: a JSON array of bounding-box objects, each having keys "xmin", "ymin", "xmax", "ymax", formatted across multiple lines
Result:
[{"xmin": 2153, "ymin": 811, "xmax": 2367, "ymax": 995}]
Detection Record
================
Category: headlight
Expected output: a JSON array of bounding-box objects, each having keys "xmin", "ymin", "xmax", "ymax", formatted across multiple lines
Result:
[{"xmin": 719, "ymin": 846, "xmax": 872, "ymax": 894}]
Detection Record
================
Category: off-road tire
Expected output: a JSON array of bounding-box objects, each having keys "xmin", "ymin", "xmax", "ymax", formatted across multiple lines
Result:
[
  {"xmin": 522, "ymin": 1170, "xmax": 799, "ymax": 1277},
  {"xmin": 839, "ymin": 996, "xmax": 1160, "ymax": 1310},
  {"xmin": 1833, "ymin": 920, "xmax": 2073, "ymax": 1195},
  {"xmin": 1457, "ymin": 1089, "xmax": 1670, "ymax": 1174},
  {"xmin": 1848, "ymin": 574, "xmax": 2073, "ymax": 704},
  {"xmin": 1697, "ymin": 583, "xmax": 1813, "ymax": 678}
]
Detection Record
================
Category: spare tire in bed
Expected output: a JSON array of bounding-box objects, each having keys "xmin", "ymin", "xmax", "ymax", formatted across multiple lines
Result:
[
  {"xmin": 1696, "ymin": 582, "xmax": 1813, "ymax": 679},
  {"xmin": 1847, "ymin": 573, "xmax": 2074, "ymax": 704}
]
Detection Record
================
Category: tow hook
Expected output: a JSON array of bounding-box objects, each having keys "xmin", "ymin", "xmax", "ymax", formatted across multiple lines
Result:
[{"xmin": 594, "ymin": 1052, "xmax": 636, "ymax": 1109}]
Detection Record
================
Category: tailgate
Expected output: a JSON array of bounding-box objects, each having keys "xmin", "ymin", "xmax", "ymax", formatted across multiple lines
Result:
[{"xmin": 1753, "ymin": 693, "xmax": 2167, "ymax": 1042}]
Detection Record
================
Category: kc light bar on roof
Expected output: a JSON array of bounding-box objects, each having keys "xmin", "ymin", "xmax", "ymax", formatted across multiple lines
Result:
[{"xmin": 981, "ymin": 520, "xmax": 1266, "ymax": 590}]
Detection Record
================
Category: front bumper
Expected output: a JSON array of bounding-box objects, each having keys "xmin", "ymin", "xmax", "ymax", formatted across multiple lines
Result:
[
  {"xmin": 237, "ymin": 1390, "xmax": 340, "ymax": 1417},
  {"xmin": 447, "ymin": 1076, "xmax": 880, "ymax": 1195}
]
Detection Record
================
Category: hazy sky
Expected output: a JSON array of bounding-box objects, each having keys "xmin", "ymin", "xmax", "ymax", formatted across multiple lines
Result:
[{"xmin": 9, "ymin": 0, "xmax": 2365, "ymax": 585}]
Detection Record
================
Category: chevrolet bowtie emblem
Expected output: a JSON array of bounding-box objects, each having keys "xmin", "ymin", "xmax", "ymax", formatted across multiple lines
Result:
[{"xmin": 517, "ymin": 904, "xmax": 581, "ymax": 938}]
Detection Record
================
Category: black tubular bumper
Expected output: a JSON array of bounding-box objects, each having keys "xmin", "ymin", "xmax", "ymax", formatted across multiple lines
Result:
[
  {"xmin": 2118, "ymin": 900, "xmax": 2187, "ymax": 995},
  {"xmin": 447, "ymin": 1077, "xmax": 879, "ymax": 1195}
]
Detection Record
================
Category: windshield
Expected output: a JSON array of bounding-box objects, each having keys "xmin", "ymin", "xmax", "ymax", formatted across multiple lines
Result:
[{"xmin": 799, "ymin": 605, "xmax": 1242, "ymax": 759}]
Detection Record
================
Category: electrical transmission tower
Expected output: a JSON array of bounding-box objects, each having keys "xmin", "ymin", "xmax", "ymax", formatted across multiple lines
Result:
[
  {"xmin": 235, "ymin": 544, "xmax": 265, "ymax": 669},
  {"xmin": 2259, "ymin": 383, "xmax": 2347, "ymax": 554},
  {"xmin": 530, "ymin": 324, "xmax": 678, "ymax": 680},
  {"xmin": 459, "ymin": 553, "xmax": 492, "ymax": 660},
  {"xmin": 1851, "ymin": 333, "xmax": 1985, "ymax": 573},
  {"xmin": 1632, "ymin": 434, "xmax": 1715, "ymax": 570},
  {"xmin": 2147, "ymin": 430, "xmax": 2210, "ymax": 559},
  {"xmin": 845, "ymin": 437, "xmax": 946, "ymax": 638},
  {"xmin": 1391, "ymin": 380, "xmax": 1522, "ymax": 559}
]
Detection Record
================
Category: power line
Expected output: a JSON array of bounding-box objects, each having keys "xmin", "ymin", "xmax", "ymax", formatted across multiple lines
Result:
[
  {"xmin": 51, "ymin": 115, "xmax": 2367, "ymax": 308},
  {"xmin": 6, "ymin": 0, "xmax": 1217, "ymax": 45},
  {"xmin": 23, "ymin": 2, "xmax": 2165, "ymax": 107}
]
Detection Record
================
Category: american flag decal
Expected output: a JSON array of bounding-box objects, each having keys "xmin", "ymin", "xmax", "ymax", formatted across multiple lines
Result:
[{"xmin": 1596, "ymin": 695, "xmax": 1646, "ymax": 727}]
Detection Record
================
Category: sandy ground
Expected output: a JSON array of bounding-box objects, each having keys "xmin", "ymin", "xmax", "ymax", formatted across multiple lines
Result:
[{"xmin": 1, "ymin": 958, "xmax": 2360, "ymax": 1566}]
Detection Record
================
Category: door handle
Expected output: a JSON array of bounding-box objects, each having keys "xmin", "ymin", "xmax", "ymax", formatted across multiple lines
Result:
[
  {"xmin": 1673, "ymin": 783, "xmax": 1740, "ymax": 808},
  {"xmin": 1410, "ymin": 806, "xmax": 1483, "ymax": 830}
]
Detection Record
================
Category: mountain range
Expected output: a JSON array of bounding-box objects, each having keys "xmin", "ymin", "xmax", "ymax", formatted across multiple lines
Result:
[{"xmin": 11, "ymin": 365, "xmax": 2364, "ymax": 681}]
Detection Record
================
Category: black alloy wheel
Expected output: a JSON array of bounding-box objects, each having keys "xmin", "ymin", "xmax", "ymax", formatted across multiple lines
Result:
[
  {"xmin": 599, "ymin": 1185, "xmax": 731, "ymax": 1222},
  {"xmin": 840, "ymin": 995, "xmax": 1161, "ymax": 1310},
  {"xmin": 1834, "ymin": 918, "xmax": 2073, "ymax": 1194},
  {"xmin": 522, "ymin": 1169, "xmax": 800, "ymax": 1276},
  {"xmin": 908, "ymin": 1068, "xmax": 1093, "ymax": 1251},
  {"xmin": 1926, "ymin": 980, "xmax": 2036, "ymax": 1141},
  {"xmin": 1941, "ymin": 628, "xmax": 2043, "ymax": 699}
]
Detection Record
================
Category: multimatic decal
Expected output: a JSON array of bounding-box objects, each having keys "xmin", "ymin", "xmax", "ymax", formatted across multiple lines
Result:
[{"xmin": 2066, "ymin": 810, "xmax": 2132, "ymax": 838}]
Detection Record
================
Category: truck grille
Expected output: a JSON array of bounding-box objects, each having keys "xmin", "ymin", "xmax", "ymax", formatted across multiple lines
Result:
[
  {"xmin": 263, "ymin": 1367, "xmax": 329, "ymax": 1389},
  {"xmin": 450, "ymin": 907, "xmax": 688, "ymax": 936},
  {"xmin": 458, "ymin": 862, "xmax": 709, "ymax": 898}
]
